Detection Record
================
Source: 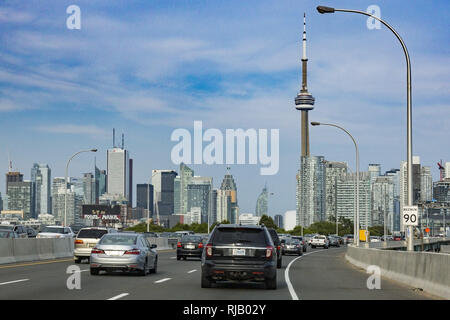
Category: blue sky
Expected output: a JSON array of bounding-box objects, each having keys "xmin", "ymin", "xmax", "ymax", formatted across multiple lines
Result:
[{"xmin": 0, "ymin": 0, "xmax": 449, "ymax": 215}]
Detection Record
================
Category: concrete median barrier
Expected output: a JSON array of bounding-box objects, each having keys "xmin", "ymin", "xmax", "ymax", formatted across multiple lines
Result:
[
  {"xmin": 0, "ymin": 239, "xmax": 15, "ymax": 264},
  {"xmin": 346, "ymin": 245, "xmax": 450, "ymax": 300},
  {"xmin": 146, "ymin": 237, "xmax": 171, "ymax": 250},
  {"xmin": 0, "ymin": 238, "xmax": 75, "ymax": 265}
]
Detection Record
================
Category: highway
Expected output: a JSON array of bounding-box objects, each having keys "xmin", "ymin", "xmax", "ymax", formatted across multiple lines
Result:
[{"xmin": 0, "ymin": 246, "xmax": 435, "ymax": 300}]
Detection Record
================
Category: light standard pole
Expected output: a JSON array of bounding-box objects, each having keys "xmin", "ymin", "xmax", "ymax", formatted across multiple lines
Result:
[
  {"xmin": 311, "ymin": 121, "xmax": 360, "ymax": 246},
  {"xmin": 64, "ymin": 149, "xmax": 97, "ymax": 227},
  {"xmin": 317, "ymin": 5, "xmax": 414, "ymax": 251},
  {"xmin": 147, "ymin": 178, "xmax": 151, "ymax": 233}
]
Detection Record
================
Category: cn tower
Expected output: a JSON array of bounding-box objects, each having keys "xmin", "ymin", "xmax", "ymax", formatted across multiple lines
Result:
[{"xmin": 295, "ymin": 13, "xmax": 315, "ymax": 156}]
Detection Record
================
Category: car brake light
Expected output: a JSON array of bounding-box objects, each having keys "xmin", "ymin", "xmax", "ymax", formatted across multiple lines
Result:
[
  {"xmin": 177, "ymin": 242, "xmax": 182, "ymax": 248},
  {"xmin": 124, "ymin": 249, "xmax": 141, "ymax": 255},
  {"xmin": 75, "ymin": 239, "xmax": 83, "ymax": 244},
  {"xmin": 198, "ymin": 242, "xmax": 204, "ymax": 249},
  {"xmin": 206, "ymin": 243, "xmax": 213, "ymax": 257},
  {"xmin": 277, "ymin": 245, "xmax": 281, "ymax": 250},
  {"xmin": 266, "ymin": 246, "xmax": 274, "ymax": 259},
  {"xmin": 91, "ymin": 248, "xmax": 104, "ymax": 254}
]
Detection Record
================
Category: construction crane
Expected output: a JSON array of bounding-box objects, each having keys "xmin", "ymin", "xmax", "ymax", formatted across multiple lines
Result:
[{"xmin": 437, "ymin": 160, "xmax": 445, "ymax": 181}]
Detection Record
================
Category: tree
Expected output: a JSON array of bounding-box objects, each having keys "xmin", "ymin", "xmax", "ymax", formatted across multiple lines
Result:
[
  {"xmin": 259, "ymin": 215, "xmax": 277, "ymax": 229},
  {"xmin": 210, "ymin": 220, "xmax": 230, "ymax": 231}
]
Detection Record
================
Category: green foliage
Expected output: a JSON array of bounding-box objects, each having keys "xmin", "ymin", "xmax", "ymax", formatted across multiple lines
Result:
[
  {"xmin": 259, "ymin": 215, "xmax": 277, "ymax": 229},
  {"xmin": 368, "ymin": 225, "xmax": 385, "ymax": 236},
  {"xmin": 125, "ymin": 223, "xmax": 166, "ymax": 233}
]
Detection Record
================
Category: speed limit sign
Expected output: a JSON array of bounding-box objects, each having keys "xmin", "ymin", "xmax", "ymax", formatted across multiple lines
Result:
[{"xmin": 402, "ymin": 206, "xmax": 419, "ymax": 226}]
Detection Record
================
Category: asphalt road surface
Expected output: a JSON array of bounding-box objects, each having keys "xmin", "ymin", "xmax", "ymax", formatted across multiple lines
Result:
[{"xmin": 0, "ymin": 246, "xmax": 436, "ymax": 300}]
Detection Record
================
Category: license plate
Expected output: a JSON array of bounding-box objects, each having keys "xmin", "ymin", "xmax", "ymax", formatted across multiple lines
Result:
[
  {"xmin": 185, "ymin": 244, "xmax": 195, "ymax": 249},
  {"xmin": 232, "ymin": 248, "xmax": 246, "ymax": 256},
  {"xmin": 105, "ymin": 251, "xmax": 123, "ymax": 256}
]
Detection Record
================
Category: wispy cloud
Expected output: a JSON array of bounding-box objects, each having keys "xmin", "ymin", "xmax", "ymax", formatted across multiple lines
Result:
[{"xmin": 34, "ymin": 124, "xmax": 110, "ymax": 139}]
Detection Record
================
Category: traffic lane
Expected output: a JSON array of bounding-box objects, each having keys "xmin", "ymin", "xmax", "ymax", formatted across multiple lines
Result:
[
  {"xmin": 123, "ymin": 252, "xmax": 306, "ymax": 300},
  {"xmin": 288, "ymin": 246, "xmax": 434, "ymax": 300},
  {"xmin": 0, "ymin": 250, "xmax": 179, "ymax": 299}
]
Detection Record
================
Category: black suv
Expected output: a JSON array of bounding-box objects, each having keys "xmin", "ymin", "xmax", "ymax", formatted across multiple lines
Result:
[
  {"xmin": 201, "ymin": 224, "xmax": 277, "ymax": 290},
  {"xmin": 267, "ymin": 228, "xmax": 282, "ymax": 268}
]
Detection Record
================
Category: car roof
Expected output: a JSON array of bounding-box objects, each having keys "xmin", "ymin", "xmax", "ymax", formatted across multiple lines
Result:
[{"xmin": 216, "ymin": 224, "xmax": 265, "ymax": 229}]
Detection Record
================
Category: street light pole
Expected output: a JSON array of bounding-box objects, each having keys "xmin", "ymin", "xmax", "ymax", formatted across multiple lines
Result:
[
  {"xmin": 64, "ymin": 149, "xmax": 97, "ymax": 227},
  {"xmin": 316, "ymin": 5, "xmax": 414, "ymax": 251},
  {"xmin": 311, "ymin": 122, "xmax": 360, "ymax": 246}
]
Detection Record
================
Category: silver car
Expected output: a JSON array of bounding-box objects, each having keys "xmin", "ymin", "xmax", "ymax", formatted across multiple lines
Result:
[{"xmin": 90, "ymin": 233, "xmax": 158, "ymax": 276}]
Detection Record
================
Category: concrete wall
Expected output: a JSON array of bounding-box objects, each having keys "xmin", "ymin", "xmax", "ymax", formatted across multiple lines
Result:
[
  {"xmin": 146, "ymin": 237, "xmax": 171, "ymax": 250},
  {"xmin": 0, "ymin": 238, "xmax": 74, "ymax": 265},
  {"xmin": 346, "ymin": 246, "xmax": 450, "ymax": 300}
]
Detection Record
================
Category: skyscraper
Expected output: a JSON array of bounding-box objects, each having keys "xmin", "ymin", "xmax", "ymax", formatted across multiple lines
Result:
[
  {"xmin": 274, "ymin": 214, "xmax": 284, "ymax": 229},
  {"xmin": 386, "ymin": 169, "xmax": 401, "ymax": 231},
  {"xmin": 107, "ymin": 148, "xmax": 130, "ymax": 201},
  {"xmin": 324, "ymin": 161, "xmax": 348, "ymax": 222},
  {"xmin": 94, "ymin": 165, "xmax": 107, "ymax": 203},
  {"xmin": 152, "ymin": 169, "xmax": 177, "ymax": 226},
  {"xmin": 217, "ymin": 170, "xmax": 239, "ymax": 224},
  {"xmin": 372, "ymin": 176, "xmax": 394, "ymax": 230},
  {"xmin": 7, "ymin": 180, "xmax": 34, "ymax": 219},
  {"xmin": 174, "ymin": 163, "xmax": 194, "ymax": 215},
  {"xmin": 420, "ymin": 166, "xmax": 432, "ymax": 202},
  {"xmin": 82, "ymin": 173, "xmax": 96, "ymax": 205},
  {"xmin": 255, "ymin": 185, "xmax": 268, "ymax": 217},
  {"xmin": 31, "ymin": 164, "xmax": 51, "ymax": 216},
  {"xmin": 187, "ymin": 176, "xmax": 213, "ymax": 224},
  {"xmin": 136, "ymin": 183, "xmax": 154, "ymax": 216}
]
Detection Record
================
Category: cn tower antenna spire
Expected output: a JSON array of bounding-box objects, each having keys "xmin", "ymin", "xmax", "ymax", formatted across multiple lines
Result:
[{"xmin": 295, "ymin": 13, "xmax": 315, "ymax": 157}]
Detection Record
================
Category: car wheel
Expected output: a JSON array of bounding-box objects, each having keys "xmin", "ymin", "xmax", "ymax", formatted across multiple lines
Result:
[
  {"xmin": 177, "ymin": 256, "xmax": 181, "ymax": 261},
  {"xmin": 150, "ymin": 257, "xmax": 158, "ymax": 274},
  {"xmin": 138, "ymin": 260, "xmax": 148, "ymax": 276},
  {"xmin": 201, "ymin": 274, "xmax": 212, "ymax": 288},
  {"xmin": 74, "ymin": 257, "xmax": 81, "ymax": 264},
  {"xmin": 277, "ymin": 258, "xmax": 282, "ymax": 269},
  {"xmin": 265, "ymin": 275, "xmax": 277, "ymax": 290},
  {"xmin": 299, "ymin": 250, "xmax": 303, "ymax": 256},
  {"xmin": 90, "ymin": 268, "xmax": 99, "ymax": 275}
]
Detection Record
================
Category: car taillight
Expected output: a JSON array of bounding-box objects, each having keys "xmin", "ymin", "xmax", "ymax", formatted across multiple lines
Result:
[
  {"xmin": 206, "ymin": 243, "xmax": 213, "ymax": 257},
  {"xmin": 177, "ymin": 242, "xmax": 182, "ymax": 248},
  {"xmin": 91, "ymin": 248, "xmax": 104, "ymax": 254},
  {"xmin": 198, "ymin": 242, "xmax": 204, "ymax": 249},
  {"xmin": 124, "ymin": 249, "xmax": 141, "ymax": 255},
  {"xmin": 266, "ymin": 246, "xmax": 274, "ymax": 259},
  {"xmin": 277, "ymin": 245, "xmax": 281, "ymax": 250},
  {"xmin": 75, "ymin": 239, "xmax": 83, "ymax": 244}
]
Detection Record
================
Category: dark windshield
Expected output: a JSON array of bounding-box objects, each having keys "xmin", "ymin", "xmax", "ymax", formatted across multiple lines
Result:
[
  {"xmin": 77, "ymin": 229, "xmax": 108, "ymax": 239},
  {"xmin": 181, "ymin": 235, "xmax": 202, "ymax": 242},
  {"xmin": 212, "ymin": 228, "xmax": 267, "ymax": 245},
  {"xmin": 42, "ymin": 226, "xmax": 65, "ymax": 233}
]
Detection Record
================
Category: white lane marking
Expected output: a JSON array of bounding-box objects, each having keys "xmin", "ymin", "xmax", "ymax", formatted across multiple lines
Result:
[
  {"xmin": 187, "ymin": 269, "xmax": 197, "ymax": 274},
  {"xmin": 107, "ymin": 293, "xmax": 129, "ymax": 300},
  {"xmin": 0, "ymin": 279, "xmax": 29, "ymax": 286},
  {"xmin": 75, "ymin": 269, "xmax": 89, "ymax": 273},
  {"xmin": 154, "ymin": 278, "xmax": 172, "ymax": 283},
  {"xmin": 285, "ymin": 249, "xmax": 330, "ymax": 300}
]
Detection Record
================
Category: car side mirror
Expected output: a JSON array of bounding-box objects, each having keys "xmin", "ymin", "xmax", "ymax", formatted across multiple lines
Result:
[{"xmin": 151, "ymin": 244, "xmax": 157, "ymax": 249}]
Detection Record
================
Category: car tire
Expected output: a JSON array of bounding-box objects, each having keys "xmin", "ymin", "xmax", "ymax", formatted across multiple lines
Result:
[
  {"xmin": 74, "ymin": 257, "xmax": 81, "ymax": 264},
  {"xmin": 312, "ymin": 245, "xmax": 315, "ymax": 249},
  {"xmin": 138, "ymin": 260, "xmax": 148, "ymax": 276},
  {"xmin": 265, "ymin": 275, "xmax": 277, "ymax": 290},
  {"xmin": 277, "ymin": 258, "xmax": 282, "ymax": 269},
  {"xmin": 177, "ymin": 256, "xmax": 181, "ymax": 261},
  {"xmin": 90, "ymin": 268, "xmax": 99, "ymax": 275},
  {"xmin": 150, "ymin": 257, "xmax": 158, "ymax": 274},
  {"xmin": 201, "ymin": 274, "xmax": 212, "ymax": 288}
]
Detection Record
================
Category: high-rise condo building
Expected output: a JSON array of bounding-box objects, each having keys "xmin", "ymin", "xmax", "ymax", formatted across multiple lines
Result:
[
  {"xmin": 324, "ymin": 161, "xmax": 348, "ymax": 222},
  {"xmin": 31, "ymin": 163, "xmax": 51, "ymax": 216},
  {"xmin": 255, "ymin": 185, "xmax": 268, "ymax": 217},
  {"xmin": 107, "ymin": 148, "xmax": 130, "ymax": 202},
  {"xmin": 152, "ymin": 169, "xmax": 177, "ymax": 226}
]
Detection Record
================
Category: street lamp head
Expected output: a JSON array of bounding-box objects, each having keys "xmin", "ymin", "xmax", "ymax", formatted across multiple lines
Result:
[
  {"xmin": 310, "ymin": 121, "xmax": 321, "ymax": 126},
  {"xmin": 91, "ymin": 149, "xmax": 98, "ymax": 152},
  {"xmin": 316, "ymin": 6, "xmax": 335, "ymax": 14}
]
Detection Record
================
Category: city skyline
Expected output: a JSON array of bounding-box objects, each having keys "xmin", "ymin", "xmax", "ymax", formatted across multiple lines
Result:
[{"xmin": 0, "ymin": 0, "xmax": 449, "ymax": 216}]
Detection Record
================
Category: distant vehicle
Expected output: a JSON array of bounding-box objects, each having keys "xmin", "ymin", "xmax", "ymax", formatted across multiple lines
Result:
[
  {"xmin": 291, "ymin": 236, "xmax": 307, "ymax": 252},
  {"xmin": 343, "ymin": 234, "xmax": 354, "ymax": 244},
  {"xmin": 90, "ymin": 233, "xmax": 158, "ymax": 276},
  {"xmin": 74, "ymin": 227, "xmax": 118, "ymax": 263},
  {"xmin": 281, "ymin": 238, "xmax": 303, "ymax": 256},
  {"xmin": 327, "ymin": 236, "xmax": 340, "ymax": 247},
  {"xmin": 393, "ymin": 233, "xmax": 402, "ymax": 241},
  {"xmin": 69, "ymin": 224, "xmax": 86, "ymax": 235},
  {"xmin": 0, "ymin": 230, "xmax": 19, "ymax": 238},
  {"xmin": 177, "ymin": 235, "xmax": 204, "ymax": 260},
  {"xmin": 0, "ymin": 225, "xmax": 28, "ymax": 238},
  {"xmin": 143, "ymin": 232, "xmax": 159, "ymax": 238},
  {"xmin": 201, "ymin": 224, "xmax": 277, "ymax": 290},
  {"xmin": 311, "ymin": 235, "xmax": 329, "ymax": 249},
  {"xmin": 37, "ymin": 226, "xmax": 75, "ymax": 238},
  {"xmin": 174, "ymin": 231, "xmax": 195, "ymax": 236},
  {"xmin": 26, "ymin": 227, "xmax": 38, "ymax": 238},
  {"xmin": 370, "ymin": 236, "xmax": 381, "ymax": 243},
  {"xmin": 267, "ymin": 228, "xmax": 282, "ymax": 268}
]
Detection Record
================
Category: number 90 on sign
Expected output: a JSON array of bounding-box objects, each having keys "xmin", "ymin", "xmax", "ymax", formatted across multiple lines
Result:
[{"xmin": 402, "ymin": 206, "xmax": 418, "ymax": 226}]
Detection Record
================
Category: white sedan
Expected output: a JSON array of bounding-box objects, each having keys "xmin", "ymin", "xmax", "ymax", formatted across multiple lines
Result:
[
  {"xmin": 310, "ymin": 235, "xmax": 329, "ymax": 249},
  {"xmin": 37, "ymin": 226, "xmax": 75, "ymax": 238}
]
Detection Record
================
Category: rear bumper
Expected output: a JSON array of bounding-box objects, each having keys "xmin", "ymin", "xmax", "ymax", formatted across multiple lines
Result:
[
  {"xmin": 90, "ymin": 254, "xmax": 145, "ymax": 270},
  {"xmin": 202, "ymin": 260, "xmax": 276, "ymax": 281},
  {"xmin": 177, "ymin": 248, "xmax": 203, "ymax": 256},
  {"xmin": 74, "ymin": 248, "xmax": 93, "ymax": 257}
]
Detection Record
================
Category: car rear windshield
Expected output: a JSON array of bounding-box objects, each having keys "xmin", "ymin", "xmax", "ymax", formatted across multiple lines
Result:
[
  {"xmin": 98, "ymin": 235, "xmax": 137, "ymax": 245},
  {"xmin": 268, "ymin": 229, "xmax": 280, "ymax": 244},
  {"xmin": 77, "ymin": 229, "xmax": 108, "ymax": 239},
  {"xmin": 181, "ymin": 235, "xmax": 202, "ymax": 242},
  {"xmin": 212, "ymin": 228, "xmax": 267, "ymax": 245},
  {"xmin": 42, "ymin": 227, "xmax": 65, "ymax": 233}
]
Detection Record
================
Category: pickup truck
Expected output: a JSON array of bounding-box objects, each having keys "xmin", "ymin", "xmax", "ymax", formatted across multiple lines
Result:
[{"xmin": 310, "ymin": 235, "xmax": 329, "ymax": 249}]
